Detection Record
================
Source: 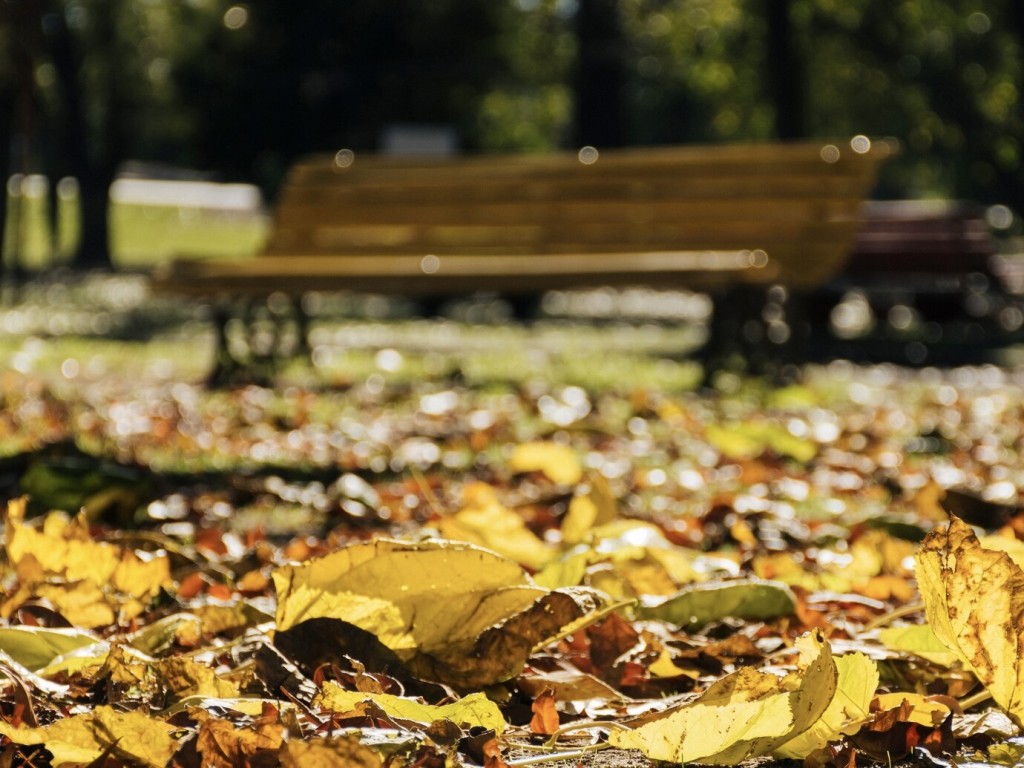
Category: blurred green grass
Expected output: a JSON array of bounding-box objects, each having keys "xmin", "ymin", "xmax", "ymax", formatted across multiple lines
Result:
[{"xmin": 2, "ymin": 179, "xmax": 269, "ymax": 270}]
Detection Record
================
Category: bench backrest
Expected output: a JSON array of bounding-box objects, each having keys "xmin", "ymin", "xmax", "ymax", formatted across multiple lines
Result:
[{"xmin": 264, "ymin": 139, "xmax": 894, "ymax": 290}]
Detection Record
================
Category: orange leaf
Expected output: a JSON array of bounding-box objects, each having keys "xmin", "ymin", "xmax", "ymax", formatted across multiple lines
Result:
[
  {"xmin": 483, "ymin": 738, "xmax": 510, "ymax": 768},
  {"xmin": 529, "ymin": 689, "xmax": 560, "ymax": 735}
]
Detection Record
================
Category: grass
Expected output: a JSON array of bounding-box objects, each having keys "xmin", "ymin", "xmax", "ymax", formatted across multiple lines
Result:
[{"xmin": 2, "ymin": 179, "xmax": 268, "ymax": 270}]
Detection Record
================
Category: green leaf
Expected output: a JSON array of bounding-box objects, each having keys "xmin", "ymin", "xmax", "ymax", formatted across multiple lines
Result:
[
  {"xmin": 878, "ymin": 624, "xmax": 958, "ymax": 666},
  {"xmin": 706, "ymin": 422, "xmax": 817, "ymax": 463},
  {"xmin": 635, "ymin": 579, "xmax": 796, "ymax": 630},
  {"xmin": 0, "ymin": 626, "xmax": 105, "ymax": 672}
]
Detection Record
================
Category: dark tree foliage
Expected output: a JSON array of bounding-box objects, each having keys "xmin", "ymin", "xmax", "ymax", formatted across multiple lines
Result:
[{"xmin": 174, "ymin": 1, "xmax": 506, "ymax": 196}]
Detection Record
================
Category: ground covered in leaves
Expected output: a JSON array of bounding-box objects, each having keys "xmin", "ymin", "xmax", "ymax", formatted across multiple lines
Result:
[{"xmin": 1, "ymin": 280, "xmax": 1024, "ymax": 766}]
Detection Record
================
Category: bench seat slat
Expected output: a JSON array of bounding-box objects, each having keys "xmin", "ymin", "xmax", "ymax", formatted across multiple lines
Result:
[{"xmin": 267, "ymin": 220, "xmax": 862, "ymax": 253}]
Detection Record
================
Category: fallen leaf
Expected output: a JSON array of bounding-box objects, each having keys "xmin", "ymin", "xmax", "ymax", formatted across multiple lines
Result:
[
  {"xmin": 437, "ymin": 483, "xmax": 553, "ymax": 569},
  {"xmin": 529, "ymin": 689, "xmax": 560, "ymax": 735},
  {"xmin": 872, "ymin": 693, "xmax": 951, "ymax": 727},
  {"xmin": 635, "ymin": 579, "xmax": 796, "ymax": 630},
  {"xmin": 509, "ymin": 442, "xmax": 582, "ymax": 485},
  {"xmin": 706, "ymin": 422, "xmax": 816, "ymax": 463},
  {"xmin": 279, "ymin": 737, "xmax": 383, "ymax": 767},
  {"xmin": 561, "ymin": 475, "xmax": 618, "ymax": 545},
  {"xmin": 273, "ymin": 538, "xmax": 604, "ymax": 687},
  {"xmin": 878, "ymin": 624, "xmax": 958, "ymax": 666},
  {"xmin": 0, "ymin": 705, "xmax": 177, "ymax": 767},
  {"xmin": 193, "ymin": 708, "xmax": 284, "ymax": 768},
  {"xmin": 0, "ymin": 626, "xmax": 104, "ymax": 672},
  {"xmin": 154, "ymin": 655, "xmax": 241, "ymax": 700},
  {"xmin": 316, "ymin": 685, "xmax": 506, "ymax": 734},
  {"xmin": 608, "ymin": 630, "xmax": 838, "ymax": 764},
  {"xmin": 915, "ymin": 516, "xmax": 1024, "ymax": 727},
  {"xmin": 774, "ymin": 652, "xmax": 879, "ymax": 758}
]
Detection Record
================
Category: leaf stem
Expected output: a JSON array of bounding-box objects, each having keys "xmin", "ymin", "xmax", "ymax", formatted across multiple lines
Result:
[
  {"xmin": 541, "ymin": 719, "xmax": 629, "ymax": 748},
  {"xmin": 958, "ymin": 689, "xmax": 993, "ymax": 710},
  {"xmin": 863, "ymin": 601, "xmax": 925, "ymax": 631},
  {"xmin": 506, "ymin": 743, "xmax": 612, "ymax": 765}
]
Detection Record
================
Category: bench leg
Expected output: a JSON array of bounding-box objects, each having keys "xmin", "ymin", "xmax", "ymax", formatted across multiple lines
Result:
[
  {"xmin": 205, "ymin": 295, "xmax": 312, "ymax": 388},
  {"xmin": 701, "ymin": 286, "xmax": 809, "ymax": 384}
]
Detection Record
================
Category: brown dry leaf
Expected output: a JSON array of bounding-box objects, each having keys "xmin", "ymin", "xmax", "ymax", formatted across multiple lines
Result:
[
  {"xmin": 609, "ymin": 630, "xmax": 838, "ymax": 764},
  {"xmin": 915, "ymin": 515, "xmax": 1024, "ymax": 727},
  {"xmin": 193, "ymin": 708, "xmax": 284, "ymax": 768},
  {"xmin": 279, "ymin": 737, "xmax": 383, "ymax": 767},
  {"xmin": 529, "ymin": 689, "xmax": 560, "ymax": 735}
]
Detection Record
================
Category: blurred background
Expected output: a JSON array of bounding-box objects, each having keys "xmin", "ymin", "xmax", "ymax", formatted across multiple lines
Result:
[{"xmin": 0, "ymin": 0, "xmax": 1022, "ymax": 272}]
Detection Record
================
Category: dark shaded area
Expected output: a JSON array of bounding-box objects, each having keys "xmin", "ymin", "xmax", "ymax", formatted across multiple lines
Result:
[{"xmin": 0, "ymin": 1, "xmax": 1022, "ymax": 285}]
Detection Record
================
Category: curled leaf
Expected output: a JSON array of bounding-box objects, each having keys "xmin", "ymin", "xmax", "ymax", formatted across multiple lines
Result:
[
  {"xmin": 774, "ymin": 652, "xmax": 878, "ymax": 759},
  {"xmin": 273, "ymin": 538, "xmax": 604, "ymax": 688}
]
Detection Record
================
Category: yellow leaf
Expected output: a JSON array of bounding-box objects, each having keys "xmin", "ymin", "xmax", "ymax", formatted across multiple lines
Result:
[
  {"xmin": 774, "ymin": 653, "xmax": 878, "ymax": 758},
  {"xmin": 561, "ymin": 495, "xmax": 599, "ymax": 546},
  {"xmin": 988, "ymin": 740, "xmax": 1024, "ymax": 766},
  {"xmin": 872, "ymin": 692, "xmax": 952, "ymax": 727},
  {"xmin": 438, "ymin": 483, "xmax": 553, "ymax": 570},
  {"xmin": 0, "ymin": 705, "xmax": 177, "ymax": 767},
  {"xmin": 706, "ymin": 422, "xmax": 816, "ymax": 462},
  {"xmin": 112, "ymin": 549, "xmax": 172, "ymax": 600},
  {"xmin": 2, "ymin": 500, "xmax": 171, "ymax": 626},
  {"xmin": 979, "ymin": 533, "xmax": 1024, "ymax": 570},
  {"xmin": 648, "ymin": 649, "xmax": 700, "ymax": 680},
  {"xmin": 878, "ymin": 624, "xmax": 958, "ymax": 666},
  {"xmin": 609, "ymin": 630, "xmax": 838, "ymax": 764},
  {"xmin": 316, "ymin": 684, "xmax": 506, "ymax": 734},
  {"xmin": 509, "ymin": 442, "xmax": 582, "ymax": 485},
  {"xmin": 272, "ymin": 538, "xmax": 603, "ymax": 688},
  {"xmin": 34, "ymin": 581, "xmax": 116, "ymax": 629},
  {"xmin": 154, "ymin": 656, "xmax": 241, "ymax": 700},
  {"xmin": 561, "ymin": 474, "xmax": 618, "ymax": 545},
  {"xmin": 915, "ymin": 516, "xmax": 1024, "ymax": 727}
]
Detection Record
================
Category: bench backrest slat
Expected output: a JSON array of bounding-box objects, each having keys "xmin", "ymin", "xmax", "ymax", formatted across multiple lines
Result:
[{"xmin": 258, "ymin": 141, "xmax": 892, "ymax": 289}]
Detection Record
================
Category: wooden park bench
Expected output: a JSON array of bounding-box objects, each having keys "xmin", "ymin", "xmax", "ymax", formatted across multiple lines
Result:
[{"xmin": 151, "ymin": 138, "xmax": 895, "ymax": 385}]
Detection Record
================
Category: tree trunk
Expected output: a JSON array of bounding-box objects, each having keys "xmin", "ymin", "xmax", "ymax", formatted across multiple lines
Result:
[
  {"xmin": 764, "ymin": 0, "xmax": 803, "ymax": 140},
  {"xmin": 573, "ymin": 0, "xmax": 627, "ymax": 148},
  {"xmin": 47, "ymin": 0, "xmax": 114, "ymax": 270}
]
